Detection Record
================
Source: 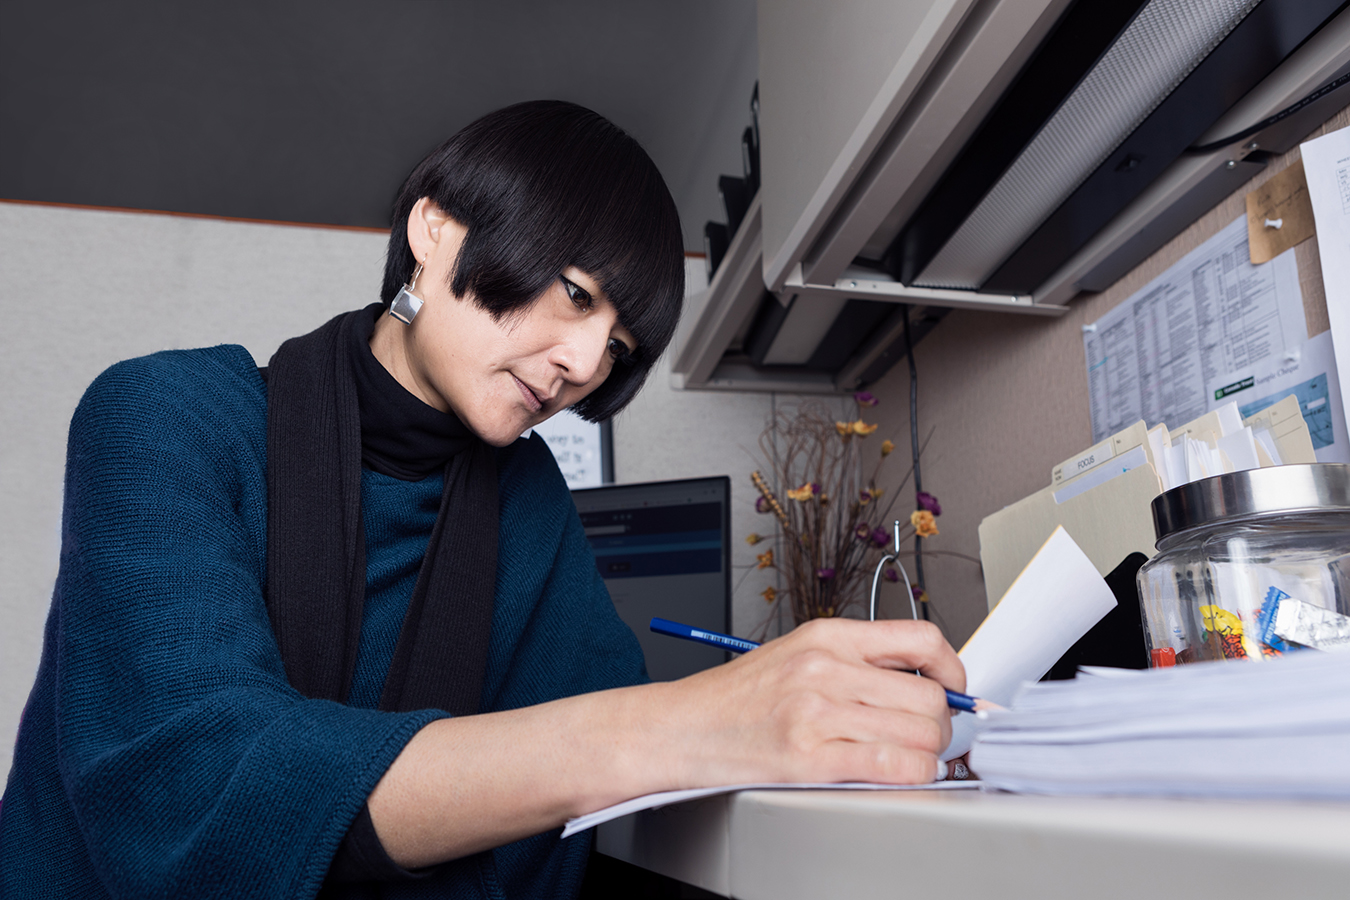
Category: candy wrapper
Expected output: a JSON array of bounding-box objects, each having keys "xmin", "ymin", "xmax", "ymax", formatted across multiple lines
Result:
[{"xmin": 1256, "ymin": 586, "xmax": 1350, "ymax": 653}]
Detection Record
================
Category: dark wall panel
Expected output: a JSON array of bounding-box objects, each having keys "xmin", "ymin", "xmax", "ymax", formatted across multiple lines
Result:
[{"xmin": 0, "ymin": 0, "xmax": 758, "ymax": 243}]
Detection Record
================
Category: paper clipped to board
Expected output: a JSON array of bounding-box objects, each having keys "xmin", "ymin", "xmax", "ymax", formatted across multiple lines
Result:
[
  {"xmin": 1082, "ymin": 215, "xmax": 1307, "ymax": 445},
  {"xmin": 1299, "ymin": 126, "xmax": 1350, "ymax": 472},
  {"xmin": 944, "ymin": 526, "xmax": 1117, "ymax": 761}
]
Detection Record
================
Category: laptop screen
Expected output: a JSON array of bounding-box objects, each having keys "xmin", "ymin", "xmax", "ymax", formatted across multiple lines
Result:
[{"xmin": 571, "ymin": 476, "xmax": 731, "ymax": 681}]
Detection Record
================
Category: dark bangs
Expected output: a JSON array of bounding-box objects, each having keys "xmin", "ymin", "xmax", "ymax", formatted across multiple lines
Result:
[{"xmin": 381, "ymin": 100, "xmax": 684, "ymax": 422}]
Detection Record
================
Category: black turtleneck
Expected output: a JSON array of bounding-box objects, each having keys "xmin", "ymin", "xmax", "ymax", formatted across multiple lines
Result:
[{"xmin": 350, "ymin": 305, "xmax": 474, "ymax": 480}]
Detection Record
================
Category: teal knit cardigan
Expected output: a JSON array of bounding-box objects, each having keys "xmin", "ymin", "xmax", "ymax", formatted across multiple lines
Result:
[{"xmin": 0, "ymin": 344, "xmax": 647, "ymax": 899}]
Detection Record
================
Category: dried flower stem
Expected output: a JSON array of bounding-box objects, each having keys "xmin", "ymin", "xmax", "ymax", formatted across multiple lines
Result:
[
  {"xmin": 750, "ymin": 471, "xmax": 790, "ymax": 528},
  {"xmin": 753, "ymin": 401, "xmax": 924, "ymax": 624}
]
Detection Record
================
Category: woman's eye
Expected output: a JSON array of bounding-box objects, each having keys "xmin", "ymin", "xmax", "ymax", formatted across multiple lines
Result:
[
  {"xmin": 608, "ymin": 338, "xmax": 633, "ymax": 362},
  {"xmin": 562, "ymin": 277, "xmax": 592, "ymax": 310}
]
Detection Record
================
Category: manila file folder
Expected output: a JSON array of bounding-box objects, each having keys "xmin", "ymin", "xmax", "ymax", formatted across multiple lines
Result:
[
  {"xmin": 978, "ymin": 449, "xmax": 1160, "ymax": 611},
  {"xmin": 979, "ymin": 398, "xmax": 1316, "ymax": 610}
]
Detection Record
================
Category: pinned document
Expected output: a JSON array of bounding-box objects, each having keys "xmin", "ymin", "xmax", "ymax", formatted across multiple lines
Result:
[
  {"xmin": 1083, "ymin": 216, "xmax": 1307, "ymax": 443},
  {"xmin": 1300, "ymin": 126, "xmax": 1350, "ymax": 458}
]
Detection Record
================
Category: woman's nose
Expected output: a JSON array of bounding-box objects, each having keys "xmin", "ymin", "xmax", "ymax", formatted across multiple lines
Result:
[{"xmin": 551, "ymin": 324, "xmax": 611, "ymax": 385}]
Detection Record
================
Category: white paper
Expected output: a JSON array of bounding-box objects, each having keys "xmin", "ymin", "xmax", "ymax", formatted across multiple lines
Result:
[
  {"xmin": 1166, "ymin": 442, "xmax": 1188, "ymax": 488},
  {"xmin": 969, "ymin": 649, "xmax": 1350, "ymax": 798},
  {"xmin": 1206, "ymin": 331, "xmax": 1349, "ymax": 464},
  {"xmin": 1253, "ymin": 428, "xmax": 1282, "ymax": 465},
  {"xmin": 1215, "ymin": 402, "xmax": 1243, "ymax": 437},
  {"xmin": 1185, "ymin": 438, "xmax": 1212, "ymax": 481},
  {"xmin": 1147, "ymin": 427, "xmax": 1173, "ymax": 491},
  {"xmin": 1300, "ymin": 127, "xmax": 1350, "ymax": 448},
  {"xmin": 560, "ymin": 780, "xmax": 979, "ymax": 837},
  {"xmin": 1215, "ymin": 428, "xmax": 1260, "ymax": 473},
  {"xmin": 944, "ymin": 527, "xmax": 1118, "ymax": 760},
  {"xmin": 1084, "ymin": 216, "xmax": 1307, "ymax": 442}
]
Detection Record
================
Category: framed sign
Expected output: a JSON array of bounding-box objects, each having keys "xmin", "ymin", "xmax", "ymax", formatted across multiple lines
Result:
[{"xmin": 530, "ymin": 408, "xmax": 613, "ymax": 487}]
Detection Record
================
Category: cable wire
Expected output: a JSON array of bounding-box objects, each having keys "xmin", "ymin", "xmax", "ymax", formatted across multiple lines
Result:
[
  {"xmin": 1187, "ymin": 69, "xmax": 1350, "ymax": 155},
  {"xmin": 902, "ymin": 306, "xmax": 929, "ymax": 621}
]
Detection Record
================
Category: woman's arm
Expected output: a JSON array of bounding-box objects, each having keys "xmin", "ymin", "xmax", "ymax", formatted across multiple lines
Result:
[
  {"xmin": 31, "ymin": 349, "xmax": 451, "ymax": 899},
  {"xmin": 369, "ymin": 616, "xmax": 963, "ymax": 867}
]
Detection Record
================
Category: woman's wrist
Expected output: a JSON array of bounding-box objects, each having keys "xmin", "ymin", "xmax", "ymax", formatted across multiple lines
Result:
[{"xmin": 364, "ymin": 681, "xmax": 686, "ymax": 867}]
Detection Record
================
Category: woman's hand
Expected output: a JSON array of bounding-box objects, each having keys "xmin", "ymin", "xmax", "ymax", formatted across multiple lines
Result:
[
  {"xmin": 652, "ymin": 617, "xmax": 965, "ymax": 789},
  {"xmin": 368, "ymin": 617, "xmax": 964, "ymax": 868}
]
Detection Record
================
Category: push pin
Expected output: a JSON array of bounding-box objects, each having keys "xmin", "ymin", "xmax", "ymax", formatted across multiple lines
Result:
[{"xmin": 1264, "ymin": 217, "xmax": 1283, "ymax": 230}]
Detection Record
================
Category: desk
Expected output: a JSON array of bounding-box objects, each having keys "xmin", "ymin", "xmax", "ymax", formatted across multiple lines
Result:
[{"xmin": 595, "ymin": 788, "xmax": 1350, "ymax": 899}]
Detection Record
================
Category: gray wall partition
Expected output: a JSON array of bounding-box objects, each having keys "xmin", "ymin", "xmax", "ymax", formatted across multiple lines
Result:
[{"xmin": 0, "ymin": 202, "xmax": 784, "ymax": 782}]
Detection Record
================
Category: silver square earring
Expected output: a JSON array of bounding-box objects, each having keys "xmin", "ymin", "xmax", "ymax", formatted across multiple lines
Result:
[{"xmin": 389, "ymin": 262, "xmax": 425, "ymax": 324}]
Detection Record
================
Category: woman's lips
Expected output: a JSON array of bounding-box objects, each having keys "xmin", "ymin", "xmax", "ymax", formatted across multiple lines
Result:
[{"xmin": 513, "ymin": 374, "xmax": 543, "ymax": 413}]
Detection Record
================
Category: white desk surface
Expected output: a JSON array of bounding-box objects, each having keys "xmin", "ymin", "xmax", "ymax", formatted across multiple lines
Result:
[{"xmin": 595, "ymin": 787, "xmax": 1350, "ymax": 899}]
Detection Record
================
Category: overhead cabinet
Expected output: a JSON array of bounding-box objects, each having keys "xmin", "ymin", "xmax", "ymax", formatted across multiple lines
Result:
[{"xmin": 672, "ymin": 0, "xmax": 1350, "ymax": 393}]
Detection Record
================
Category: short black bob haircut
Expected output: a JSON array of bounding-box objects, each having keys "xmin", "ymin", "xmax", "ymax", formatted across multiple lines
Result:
[{"xmin": 381, "ymin": 100, "xmax": 685, "ymax": 422}]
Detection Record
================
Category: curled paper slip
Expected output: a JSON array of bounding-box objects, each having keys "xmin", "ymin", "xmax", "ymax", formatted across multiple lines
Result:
[{"xmin": 944, "ymin": 526, "xmax": 1118, "ymax": 760}]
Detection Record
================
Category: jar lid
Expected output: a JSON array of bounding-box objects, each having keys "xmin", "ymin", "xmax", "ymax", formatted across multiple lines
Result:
[{"xmin": 1151, "ymin": 463, "xmax": 1350, "ymax": 544}]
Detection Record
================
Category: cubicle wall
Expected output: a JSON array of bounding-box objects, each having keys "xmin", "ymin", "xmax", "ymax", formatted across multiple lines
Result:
[
  {"xmin": 0, "ymin": 208, "xmax": 780, "ymax": 782},
  {"xmin": 867, "ymin": 103, "xmax": 1347, "ymax": 649},
  {"xmin": 0, "ymin": 205, "xmax": 379, "ymax": 784}
]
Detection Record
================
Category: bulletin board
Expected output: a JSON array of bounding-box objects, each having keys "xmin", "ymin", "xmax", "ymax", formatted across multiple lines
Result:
[{"xmin": 866, "ymin": 102, "xmax": 1350, "ymax": 647}]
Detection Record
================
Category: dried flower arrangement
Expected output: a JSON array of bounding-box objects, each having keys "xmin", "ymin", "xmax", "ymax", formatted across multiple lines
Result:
[{"xmin": 744, "ymin": 392, "xmax": 946, "ymax": 626}]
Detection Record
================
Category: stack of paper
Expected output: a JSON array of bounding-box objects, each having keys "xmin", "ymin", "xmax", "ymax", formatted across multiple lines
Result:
[{"xmin": 968, "ymin": 650, "xmax": 1350, "ymax": 798}]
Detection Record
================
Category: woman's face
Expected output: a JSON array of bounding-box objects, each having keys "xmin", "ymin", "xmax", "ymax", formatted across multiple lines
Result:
[{"xmin": 370, "ymin": 199, "xmax": 637, "ymax": 447}]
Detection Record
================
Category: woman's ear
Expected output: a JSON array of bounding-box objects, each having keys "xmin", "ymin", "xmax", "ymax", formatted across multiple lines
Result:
[{"xmin": 406, "ymin": 197, "xmax": 453, "ymax": 263}]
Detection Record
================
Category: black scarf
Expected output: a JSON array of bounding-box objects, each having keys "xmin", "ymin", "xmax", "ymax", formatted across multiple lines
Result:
[{"xmin": 264, "ymin": 304, "xmax": 498, "ymax": 716}]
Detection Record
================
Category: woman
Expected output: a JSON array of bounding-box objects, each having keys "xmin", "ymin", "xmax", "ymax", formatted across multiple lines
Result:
[{"xmin": 0, "ymin": 101, "xmax": 964, "ymax": 898}]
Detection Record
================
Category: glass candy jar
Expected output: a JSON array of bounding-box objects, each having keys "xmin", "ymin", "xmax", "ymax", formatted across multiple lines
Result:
[{"xmin": 1137, "ymin": 464, "xmax": 1350, "ymax": 666}]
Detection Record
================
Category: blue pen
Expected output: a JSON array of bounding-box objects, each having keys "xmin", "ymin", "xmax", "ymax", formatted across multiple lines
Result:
[
  {"xmin": 650, "ymin": 617, "xmax": 761, "ymax": 653},
  {"xmin": 650, "ymin": 617, "xmax": 994, "ymax": 714}
]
